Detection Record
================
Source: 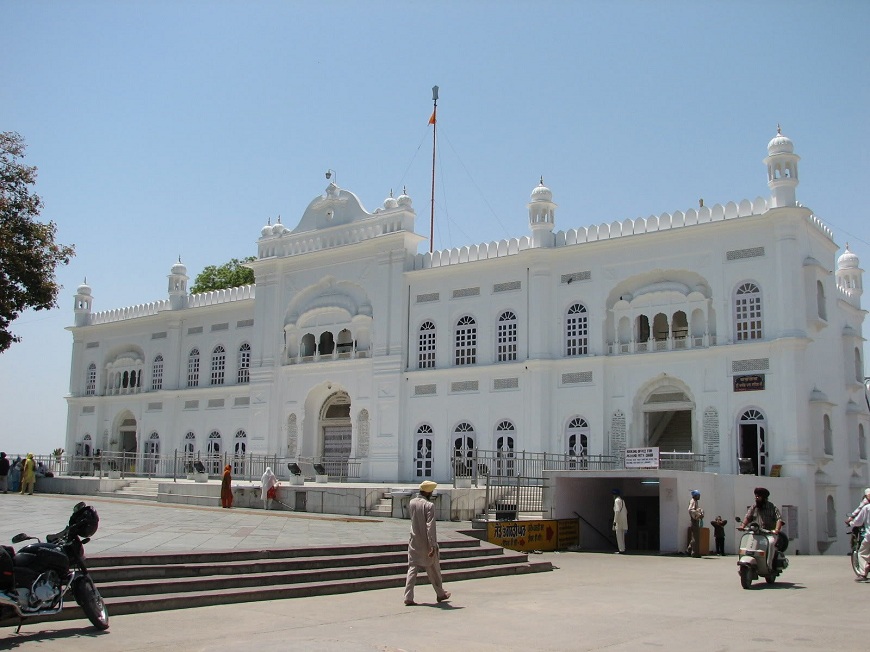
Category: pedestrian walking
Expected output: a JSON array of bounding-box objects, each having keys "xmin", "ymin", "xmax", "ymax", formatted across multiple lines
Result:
[
  {"xmin": 0, "ymin": 452, "xmax": 9, "ymax": 494},
  {"xmin": 20, "ymin": 453, "xmax": 36, "ymax": 495},
  {"xmin": 612, "ymin": 489, "xmax": 628, "ymax": 554},
  {"xmin": 261, "ymin": 466, "xmax": 278, "ymax": 510},
  {"xmin": 687, "ymin": 490, "xmax": 704, "ymax": 557},
  {"xmin": 403, "ymin": 480, "xmax": 451, "ymax": 606},
  {"xmin": 711, "ymin": 515, "xmax": 727, "ymax": 556},
  {"xmin": 220, "ymin": 464, "xmax": 233, "ymax": 508}
]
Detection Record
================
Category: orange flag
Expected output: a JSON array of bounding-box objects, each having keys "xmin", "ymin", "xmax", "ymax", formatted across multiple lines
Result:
[{"xmin": 428, "ymin": 110, "xmax": 436, "ymax": 125}]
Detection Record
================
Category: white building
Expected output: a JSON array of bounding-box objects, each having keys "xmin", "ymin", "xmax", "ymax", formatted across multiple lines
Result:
[{"xmin": 66, "ymin": 129, "xmax": 868, "ymax": 553}]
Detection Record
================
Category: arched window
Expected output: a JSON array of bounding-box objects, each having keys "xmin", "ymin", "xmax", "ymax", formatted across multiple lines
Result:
[
  {"xmin": 418, "ymin": 321, "xmax": 436, "ymax": 369},
  {"xmin": 144, "ymin": 431, "xmax": 160, "ymax": 475},
  {"xmin": 738, "ymin": 409, "xmax": 767, "ymax": 476},
  {"xmin": 207, "ymin": 430, "xmax": 222, "ymax": 473},
  {"xmin": 734, "ymin": 282, "xmax": 763, "ymax": 341},
  {"xmin": 495, "ymin": 420, "xmax": 515, "ymax": 476},
  {"xmin": 415, "ymin": 425, "xmax": 433, "ymax": 478},
  {"xmin": 233, "ymin": 429, "xmax": 247, "ymax": 474},
  {"xmin": 187, "ymin": 348, "xmax": 200, "ymax": 387},
  {"xmin": 85, "ymin": 363, "xmax": 97, "ymax": 396},
  {"xmin": 454, "ymin": 316, "xmax": 477, "ymax": 365},
  {"xmin": 452, "ymin": 422, "xmax": 476, "ymax": 477},
  {"xmin": 823, "ymin": 414, "xmax": 833, "ymax": 456},
  {"xmin": 859, "ymin": 424, "xmax": 867, "ymax": 460},
  {"xmin": 826, "ymin": 495, "xmax": 837, "ymax": 538},
  {"xmin": 497, "ymin": 311, "xmax": 518, "ymax": 362},
  {"xmin": 237, "ymin": 343, "xmax": 251, "ymax": 384},
  {"xmin": 183, "ymin": 431, "xmax": 196, "ymax": 456},
  {"xmin": 81, "ymin": 433, "xmax": 92, "ymax": 457},
  {"xmin": 319, "ymin": 331, "xmax": 335, "ymax": 356},
  {"xmin": 855, "ymin": 348, "xmax": 863, "ymax": 384},
  {"xmin": 816, "ymin": 280, "xmax": 827, "ymax": 321},
  {"xmin": 211, "ymin": 345, "xmax": 226, "ymax": 385},
  {"xmin": 567, "ymin": 417, "xmax": 589, "ymax": 469},
  {"xmin": 151, "ymin": 355, "xmax": 164, "ymax": 391},
  {"xmin": 300, "ymin": 333, "xmax": 316, "ymax": 358},
  {"xmin": 565, "ymin": 303, "xmax": 588, "ymax": 356}
]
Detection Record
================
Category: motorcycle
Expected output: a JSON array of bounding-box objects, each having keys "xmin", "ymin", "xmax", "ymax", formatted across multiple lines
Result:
[
  {"xmin": 734, "ymin": 517, "xmax": 789, "ymax": 589},
  {"xmin": 0, "ymin": 502, "xmax": 108, "ymax": 632}
]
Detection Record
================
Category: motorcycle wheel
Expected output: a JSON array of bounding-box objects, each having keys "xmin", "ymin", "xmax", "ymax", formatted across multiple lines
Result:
[
  {"xmin": 764, "ymin": 573, "xmax": 776, "ymax": 584},
  {"xmin": 73, "ymin": 577, "xmax": 109, "ymax": 630},
  {"xmin": 739, "ymin": 565, "xmax": 753, "ymax": 590}
]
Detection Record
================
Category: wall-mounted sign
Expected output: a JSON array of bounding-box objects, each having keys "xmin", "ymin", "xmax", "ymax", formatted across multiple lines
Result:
[
  {"xmin": 734, "ymin": 374, "xmax": 765, "ymax": 392},
  {"xmin": 487, "ymin": 519, "xmax": 579, "ymax": 552},
  {"xmin": 625, "ymin": 447, "xmax": 660, "ymax": 469}
]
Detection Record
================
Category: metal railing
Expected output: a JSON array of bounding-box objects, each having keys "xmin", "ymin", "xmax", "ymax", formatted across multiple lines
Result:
[{"xmin": 50, "ymin": 451, "xmax": 362, "ymax": 482}]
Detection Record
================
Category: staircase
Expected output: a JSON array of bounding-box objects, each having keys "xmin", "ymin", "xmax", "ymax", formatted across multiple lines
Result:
[
  {"xmin": 366, "ymin": 491, "xmax": 393, "ymax": 517},
  {"xmin": 5, "ymin": 538, "xmax": 551, "ymax": 624},
  {"xmin": 100, "ymin": 478, "xmax": 161, "ymax": 501}
]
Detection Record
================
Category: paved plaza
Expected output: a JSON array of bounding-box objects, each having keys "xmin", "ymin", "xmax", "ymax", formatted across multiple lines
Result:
[{"xmin": 1, "ymin": 494, "xmax": 868, "ymax": 651}]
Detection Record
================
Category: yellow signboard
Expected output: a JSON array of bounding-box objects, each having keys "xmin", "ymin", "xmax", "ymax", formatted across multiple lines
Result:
[{"xmin": 487, "ymin": 519, "xmax": 579, "ymax": 552}]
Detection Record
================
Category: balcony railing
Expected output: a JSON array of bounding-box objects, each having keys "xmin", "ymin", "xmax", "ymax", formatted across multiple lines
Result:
[{"xmin": 607, "ymin": 334, "xmax": 717, "ymax": 355}]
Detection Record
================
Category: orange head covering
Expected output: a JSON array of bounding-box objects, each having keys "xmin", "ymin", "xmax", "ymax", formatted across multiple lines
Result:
[{"xmin": 223, "ymin": 464, "xmax": 232, "ymax": 474}]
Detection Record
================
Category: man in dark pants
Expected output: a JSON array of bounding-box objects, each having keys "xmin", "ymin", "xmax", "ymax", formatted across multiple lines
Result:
[
  {"xmin": 711, "ymin": 515, "xmax": 727, "ymax": 555},
  {"xmin": 687, "ymin": 490, "xmax": 704, "ymax": 557}
]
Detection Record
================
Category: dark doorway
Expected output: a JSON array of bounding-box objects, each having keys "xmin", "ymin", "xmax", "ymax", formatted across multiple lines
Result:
[{"xmin": 627, "ymin": 496, "xmax": 660, "ymax": 552}]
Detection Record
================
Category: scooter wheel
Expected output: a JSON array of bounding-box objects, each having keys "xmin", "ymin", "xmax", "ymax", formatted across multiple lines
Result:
[{"xmin": 739, "ymin": 565, "xmax": 753, "ymax": 589}]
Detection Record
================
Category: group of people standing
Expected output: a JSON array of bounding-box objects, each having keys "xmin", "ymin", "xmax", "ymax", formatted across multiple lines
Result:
[
  {"xmin": 610, "ymin": 486, "xmax": 783, "ymax": 557},
  {"xmin": 0, "ymin": 452, "xmax": 37, "ymax": 495}
]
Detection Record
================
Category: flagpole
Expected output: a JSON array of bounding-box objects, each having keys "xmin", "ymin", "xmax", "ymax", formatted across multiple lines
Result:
[{"xmin": 429, "ymin": 85, "xmax": 438, "ymax": 254}]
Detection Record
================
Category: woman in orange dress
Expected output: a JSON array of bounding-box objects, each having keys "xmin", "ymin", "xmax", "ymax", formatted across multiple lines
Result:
[{"xmin": 220, "ymin": 464, "xmax": 233, "ymax": 508}]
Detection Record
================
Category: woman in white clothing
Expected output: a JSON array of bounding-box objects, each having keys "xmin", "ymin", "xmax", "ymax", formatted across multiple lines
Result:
[{"xmin": 261, "ymin": 467, "xmax": 279, "ymax": 510}]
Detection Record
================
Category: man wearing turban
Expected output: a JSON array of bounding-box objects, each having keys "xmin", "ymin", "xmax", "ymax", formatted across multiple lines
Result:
[{"xmin": 403, "ymin": 480, "xmax": 451, "ymax": 606}]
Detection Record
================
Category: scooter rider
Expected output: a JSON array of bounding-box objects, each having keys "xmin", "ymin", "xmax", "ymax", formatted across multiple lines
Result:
[
  {"xmin": 738, "ymin": 487, "xmax": 786, "ymax": 565},
  {"xmin": 845, "ymin": 488, "xmax": 870, "ymax": 527}
]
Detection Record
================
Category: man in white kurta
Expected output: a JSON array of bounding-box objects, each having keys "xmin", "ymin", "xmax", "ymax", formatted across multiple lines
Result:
[
  {"xmin": 612, "ymin": 489, "xmax": 628, "ymax": 553},
  {"xmin": 403, "ymin": 480, "xmax": 451, "ymax": 605},
  {"xmin": 851, "ymin": 501, "xmax": 870, "ymax": 581}
]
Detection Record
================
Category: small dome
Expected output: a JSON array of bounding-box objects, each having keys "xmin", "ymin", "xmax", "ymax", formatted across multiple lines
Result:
[
  {"xmin": 397, "ymin": 188, "xmax": 412, "ymax": 207},
  {"xmin": 530, "ymin": 178, "xmax": 552, "ymax": 202},
  {"xmin": 271, "ymin": 222, "xmax": 286, "ymax": 236},
  {"xmin": 838, "ymin": 243, "xmax": 860, "ymax": 270},
  {"xmin": 260, "ymin": 218, "xmax": 274, "ymax": 238},
  {"xmin": 171, "ymin": 259, "xmax": 187, "ymax": 276},
  {"xmin": 76, "ymin": 279, "xmax": 92, "ymax": 296},
  {"xmin": 383, "ymin": 194, "xmax": 398, "ymax": 209},
  {"xmin": 767, "ymin": 126, "xmax": 794, "ymax": 155}
]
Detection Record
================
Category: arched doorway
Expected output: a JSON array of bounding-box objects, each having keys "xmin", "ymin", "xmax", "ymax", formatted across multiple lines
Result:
[
  {"xmin": 144, "ymin": 432, "xmax": 160, "ymax": 475},
  {"xmin": 642, "ymin": 383, "xmax": 694, "ymax": 452},
  {"xmin": 320, "ymin": 392, "xmax": 351, "ymax": 476},
  {"xmin": 737, "ymin": 408, "xmax": 767, "ymax": 476}
]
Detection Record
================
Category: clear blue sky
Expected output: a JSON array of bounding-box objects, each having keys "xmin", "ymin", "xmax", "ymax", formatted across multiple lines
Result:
[{"xmin": 2, "ymin": 1, "xmax": 868, "ymax": 454}]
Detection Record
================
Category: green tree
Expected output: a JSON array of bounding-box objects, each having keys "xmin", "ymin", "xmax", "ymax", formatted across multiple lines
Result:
[
  {"xmin": 0, "ymin": 132, "xmax": 75, "ymax": 353},
  {"xmin": 190, "ymin": 256, "xmax": 256, "ymax": 294}
]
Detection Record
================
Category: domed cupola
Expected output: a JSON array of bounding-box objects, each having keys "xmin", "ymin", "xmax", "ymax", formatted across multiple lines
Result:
[
  {"xmin": 397, "ymin": 186, "xmax": 412, "ymax": 208},
  {"xmin": 764, "ymin": 125, "xmax": 800, "ymax": 208},
  {"xmin": 383, "ymin": 190, "xmax": 399, "ymax": 210},
  {"xmin": 836, "ymin": 242, "xmax": 863, "ymax": 302},
  {"xmin": 73, "ymin": 278, "xmax": 93, "ymax": 327},
  {"xmin": 167, "ymin": 256, "xmax": 189, "ymax": 310},
  {"xmin": 528, "ymin": 177, "xmax": 556, "ymax": 248},
  {"xmin": 271, "ymin": 216, "xmax": 287, "ymax": 236},
  {"xmin": 260, "ymin": 217, "xmax": 273, "ymax": 238}
]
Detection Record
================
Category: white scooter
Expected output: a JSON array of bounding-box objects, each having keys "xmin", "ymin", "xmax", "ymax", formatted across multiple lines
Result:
[{"xmin": 734, "ymin": 517, "xmax": 788, "ymax": 589}]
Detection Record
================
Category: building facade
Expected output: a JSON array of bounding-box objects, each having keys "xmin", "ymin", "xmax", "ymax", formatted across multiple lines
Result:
[{"xmin": 66, "ymin": 130, "xmax": 868, "ymax": 552}]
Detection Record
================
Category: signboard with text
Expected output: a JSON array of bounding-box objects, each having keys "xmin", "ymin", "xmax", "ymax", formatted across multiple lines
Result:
[
  {"xmin": 487, "ymin": 519, "xmax": 579, "ymax": 552},
  {"xmin": 733, "ymin": 374, "xmax": 765, "ymax": 392},
  {"xmin": 624, "ymin": 447, "xmax": 660, "ymax": 469}
]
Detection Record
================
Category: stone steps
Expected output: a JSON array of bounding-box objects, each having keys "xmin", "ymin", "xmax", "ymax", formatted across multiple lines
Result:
[{"xmin": 2, "ymin": 538, "xmax": 551, "ymax": 625}]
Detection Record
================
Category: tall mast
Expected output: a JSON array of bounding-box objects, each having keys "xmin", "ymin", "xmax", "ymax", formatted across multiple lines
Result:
[{"xmin": 429, "ymin": 85, "xmax": 439, "ymax": 254}]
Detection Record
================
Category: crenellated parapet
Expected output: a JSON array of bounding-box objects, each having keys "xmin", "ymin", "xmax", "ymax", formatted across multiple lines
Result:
[
  {"xmin": 90, "ymin": 300, "xmax": 171, "ymax": 325},
  {"xmin": 412, "ymin": 195, "xmax": 837, "ymax": 271},
  {"xmin": 187, "ymin": 284, "xmax": 256, "ymax": 308}
]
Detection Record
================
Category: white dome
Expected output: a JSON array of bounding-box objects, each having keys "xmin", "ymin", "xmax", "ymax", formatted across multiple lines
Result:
[
  {"xmin": 170, "ymin": 259, "xmax": 187, "ymax": 276},
  {"xmin": 530, "ymin": 178, "xmax": 552, "ymax": 202},
  {"xmin": 384, "ymin": 195, "xmax": 398, "ymax": 209},
  {"xmin": 261, "ymin": 222, "xmax": 273, "ymax": 237},
  {"xmin": 271, "ymin": 222, "xmax": 286, "ymax": 236},
  {"xmin": 397, "ymin": 190, "xmax": 412, "ymax": 207},
  {"xmin": 76, "ymin": 279, "xmax": 92, "ymax": 296},
  {"xmin": 767, "ymin": 127, "xmax": 794, "ymax": 155},
  {"xmin": 838, "ymin": 244, "xmax": 860, "ymax": 270}
]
